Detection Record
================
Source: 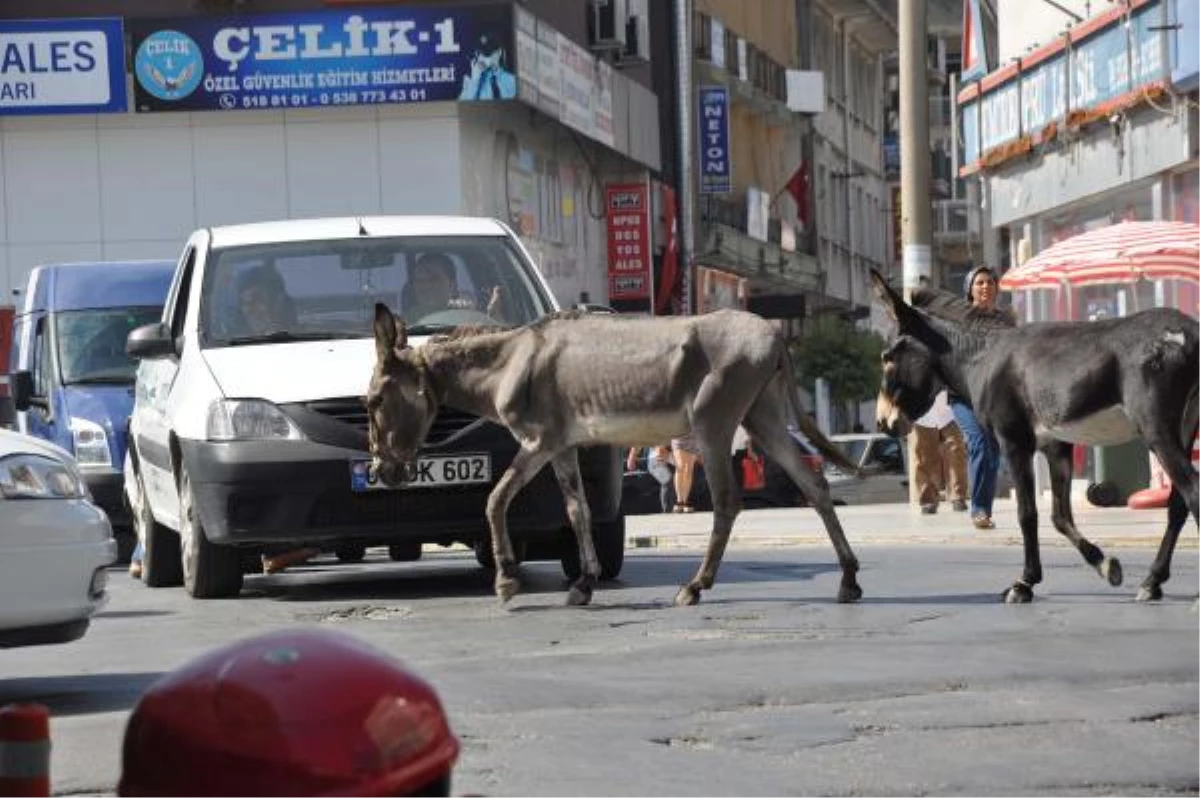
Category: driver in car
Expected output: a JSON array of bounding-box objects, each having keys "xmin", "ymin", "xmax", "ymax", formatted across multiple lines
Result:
[
  {"xmin": 405, "ymin": 253, "xmax": 504, "ymax": 322},
  {"xmin": 235, "ymin": 265, "xmax": 296, "ymax": 336}
]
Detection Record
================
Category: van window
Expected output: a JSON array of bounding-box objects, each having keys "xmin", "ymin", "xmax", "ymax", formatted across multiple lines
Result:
[
  {"xmin": 199, "ymin": 235, "xmax": 552, "ymax": 347},
  {"xmin": 56, "ymin": 307, "xmax": 164, "ymax": 385},
  {"xmin": 167, "ymin": 247, "xmax": 196, "ymax": 343}
]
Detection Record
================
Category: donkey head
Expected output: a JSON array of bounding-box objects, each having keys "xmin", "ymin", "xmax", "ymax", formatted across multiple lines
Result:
[
  {"xmin": 366, "ymin": 303, "xmax": 440, "ymax": 487},
  {"xmin": 869, "ymin": 270, "xmax": 944, "ymax": 437}
]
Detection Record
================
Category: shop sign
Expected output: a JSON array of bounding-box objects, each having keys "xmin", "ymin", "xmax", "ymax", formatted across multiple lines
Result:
[
  {"xmin": 978, "ymin": 79, "xmax": 1019, "ymax": 152},
  {"xmin": 557, "ymin": 34, "xmax": 594, "ymax": 138},
  {"xmin": 697, "ymin": 85, "xmax": 731, "ymax": 194},
  {"xmin": 605, "ymin": 183, "xmax": 652, "ymax": 301},
  {"xmin": 128, "ymin": 4, "xmax": 517, "ymax": 112},
  {"xmin": 1021, "ymin": 55, "xmax": 1066, "ymax": 132},
  {"xmin": 0, "ymin": 18, "xmax": 126, "ymax": 115},
  {"xmin": 1070, "ymin": 4, "xmax": 1163, "ymax": 111}
]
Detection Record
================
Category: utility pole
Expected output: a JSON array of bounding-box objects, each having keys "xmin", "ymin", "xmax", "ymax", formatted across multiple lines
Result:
[
  {"xmin": 674, "ymin": 0, "xmax": 695, "ymax": 315},
  {"xmin": 899, "ymin": 0, "xmax": 931, "ymax": 505}
]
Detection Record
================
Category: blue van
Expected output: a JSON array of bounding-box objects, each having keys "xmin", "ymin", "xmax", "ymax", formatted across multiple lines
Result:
[{"xmin": 9, "ymin": 260, "xmax": 175, "ymax": 555}]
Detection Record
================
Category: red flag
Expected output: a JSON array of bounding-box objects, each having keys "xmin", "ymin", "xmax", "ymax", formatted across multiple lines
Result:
[{"xmin": 783, "ymin": 160, "xmax": 810, "ymax": 230}]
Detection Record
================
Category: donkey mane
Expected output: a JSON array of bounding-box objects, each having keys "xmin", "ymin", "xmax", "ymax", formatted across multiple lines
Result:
[{"xmin": 909, "ymin": 287, "xmax": 1017, "ymax": 333}]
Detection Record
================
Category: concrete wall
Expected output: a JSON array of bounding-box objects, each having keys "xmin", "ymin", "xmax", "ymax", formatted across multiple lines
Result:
[
  {"xmin": 0, "ymin": 100, "xmax": 463, "ymax": 299},
  {"xmin": 696, "ymin": 0, "xmax": 798, "ymax": 67}
]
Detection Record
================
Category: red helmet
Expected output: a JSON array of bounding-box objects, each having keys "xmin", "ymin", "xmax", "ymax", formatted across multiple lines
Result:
[{"xmin": 118, "ymin": 628, "xmax": 459, "ymax": 797}]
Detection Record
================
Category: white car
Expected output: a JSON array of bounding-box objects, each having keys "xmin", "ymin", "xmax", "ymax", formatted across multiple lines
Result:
[
  {"xmin": 826, "ymin": 433, "xmax": 911, "ymax": 505},
  {"xmin": 0, "ymin": 428, "xmax": 116, "ymax": 648},
  {"xmin": 125, "ymin": 216, "xmax": 625, "ymax": 599}
]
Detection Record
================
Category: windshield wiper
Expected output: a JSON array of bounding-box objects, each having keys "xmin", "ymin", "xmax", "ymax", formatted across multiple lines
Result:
[{"xmin": 226, "ymin": 330, "xmax": 357, "ymax": 346}]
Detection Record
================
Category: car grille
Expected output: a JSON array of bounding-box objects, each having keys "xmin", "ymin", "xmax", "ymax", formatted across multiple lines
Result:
[{"xmin": 306, "ymin": 398, "xmax": 480, "ymax": 445}]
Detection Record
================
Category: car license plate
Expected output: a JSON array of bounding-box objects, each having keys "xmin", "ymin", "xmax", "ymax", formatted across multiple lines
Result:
[{"xmin": 350, "ymin": 455, "xmax": 491, "ymax": 492}]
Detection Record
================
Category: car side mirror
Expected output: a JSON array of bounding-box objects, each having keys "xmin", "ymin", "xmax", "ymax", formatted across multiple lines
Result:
[
  {"xmin": 126, "ymin": 323, "xmax": 176, "ymax": 360},
  {"xmin": 10, "ymin": 370, "xmax": 39, "ymax": 412}
]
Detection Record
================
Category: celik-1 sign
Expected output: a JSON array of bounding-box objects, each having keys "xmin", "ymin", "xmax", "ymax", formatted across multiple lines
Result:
[
  {"xmin": 0, "ymin": 18, "xmax": 127, "ymax": 115},
  {"xmin": 129, "ymin": 4, "xmax": 518, "ymax": 112}
]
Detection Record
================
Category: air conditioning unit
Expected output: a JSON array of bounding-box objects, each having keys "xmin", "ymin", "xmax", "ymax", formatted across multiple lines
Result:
[
  {"xmin": 622, "ymin": 13, "xmax": 650, "ymax": 64},
  {"xmin": 588, "ymin": 0, "xmax": 628, "ymax": 51}
]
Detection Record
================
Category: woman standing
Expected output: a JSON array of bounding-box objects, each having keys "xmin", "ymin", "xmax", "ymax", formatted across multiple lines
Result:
[
  {"xmin": 670, "ymin": 433, "xmax": 703, "ymax": 513},
  {"xmin": 951, "ymin": 265, "xmax": 1004, "ymax": 529}
]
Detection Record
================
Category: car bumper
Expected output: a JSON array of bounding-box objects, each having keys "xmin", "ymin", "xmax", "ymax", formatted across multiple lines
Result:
[
  {"xmin": 0, "ymin": 498, "xmax": 116, "ymax": 648},
  {"xmin": 179, "ymin": 433, "xmax": 621, "ymax": 546}
]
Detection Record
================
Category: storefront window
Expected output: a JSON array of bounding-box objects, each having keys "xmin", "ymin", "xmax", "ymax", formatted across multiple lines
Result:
[{"xmin": 1172, "ymin": 169, "xmax": 1198, "ymax": 223}]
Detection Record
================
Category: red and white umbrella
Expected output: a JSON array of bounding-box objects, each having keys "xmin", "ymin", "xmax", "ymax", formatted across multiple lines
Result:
[{"xmin": 1000, "ymin": 220, "xmax": 1199, "ymax": 291}]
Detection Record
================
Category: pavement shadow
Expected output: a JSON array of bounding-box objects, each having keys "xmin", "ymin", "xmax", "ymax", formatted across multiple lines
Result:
[
  {"xmin": 242, "ymin": 553, "xmax": 848, "ymax": 604},
  {"xmin": 0, "ymin": 672, "xmax": 163, "ymax": 717}
]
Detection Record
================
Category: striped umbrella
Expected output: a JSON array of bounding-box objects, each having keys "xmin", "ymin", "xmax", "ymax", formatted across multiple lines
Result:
[{"xmin": 1000, "ymin": 220, "xmax": 1199, "ymax": 291}]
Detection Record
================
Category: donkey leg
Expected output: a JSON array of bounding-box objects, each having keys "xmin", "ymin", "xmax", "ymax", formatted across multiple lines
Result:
[
  {"xmin": 1138, "ymin": 487, "xmax": 1191, "ymax": 601},
  {"xmin": 1002, "ymin": 446, "xmax": 1041, "ymax": 604},
  {"xmin": 551, "ymin": 449, "xmax": 600, "ymax": 607},
  {"xmin": 1137, "ymin": 435, "xmax": 1198, "ymax": 601},
  {"xmin": 486, "ymin": 447, "xmax": 555, "ymax": 604},
  {"xmin": 673, "ymin": 428, "xmax": 741, "ymax": 607},
  {"xmin": 1041, "ymin": 441, "xmax": 1122, "ymax": 587},
  {"xmin": 744, "ymin": 405, "xmax": 862, "ymax": 603}
]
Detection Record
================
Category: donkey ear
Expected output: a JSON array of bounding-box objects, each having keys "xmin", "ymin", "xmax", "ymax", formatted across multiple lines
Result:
[
  {"xmin": 869, "ymin": 269, "xmax": 913, "ymax": 326},
  {"xmin": 374, "ymin": 303, "xmax": 399, "ymax": 362}
]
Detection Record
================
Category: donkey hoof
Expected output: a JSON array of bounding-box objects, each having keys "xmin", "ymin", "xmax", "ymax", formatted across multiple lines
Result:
[
  {"xmin": 1002, "ymin": 582, "xmax": 1033, "ymax": 604},
  {"xmin": 495, "ymin": 575, "xmax": 521, "ymax": 604},
  {"xmin": 673, "ymin": 584, "xmax": 701, "ymax": 607},
  {"xmin": 1100, "ymin": 557, "xmax": 1123, "ymax": 587},
  {"xmin": 1135, "ymin": 584, "xmax": 1163, "ymax": 602},
  {"xmin": 838, "ymin": 583, "xmax": 863, "ymax": 603},
  {"xmin": 566, "ymin": 582, "xmax": 594, "ymax": 606}
]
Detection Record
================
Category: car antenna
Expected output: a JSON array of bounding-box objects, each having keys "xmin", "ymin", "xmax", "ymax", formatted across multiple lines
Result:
[{"xmin": 357, "ymin": 217, "xmax": 369, "ymax": 236}]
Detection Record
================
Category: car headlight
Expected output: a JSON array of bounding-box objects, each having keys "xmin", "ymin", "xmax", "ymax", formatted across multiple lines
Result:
[
  {"xmin": 0, "ymin": 454, "xmax": 87, "ymax": 500},
  {"xmin": 206, "ymin": 399, "xmax": 305, "ymax": 442},
  {"xmin": 70, "ymin": 416, "xmax": 113, "ymax": 470}
]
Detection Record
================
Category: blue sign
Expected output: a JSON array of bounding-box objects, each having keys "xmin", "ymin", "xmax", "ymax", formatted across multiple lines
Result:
[
  {"xmin": 0, "ymin": 18, "xmax": 127, "ymax": 115},
  {"xmin": 129, "ymin": 4, "xmax": 517, "ymax": 113},
  {"xmin": 1021, "ymin": 55, "xmax": 1066, "ymax": 132},
  {"xmin": 960, "ymin": 100, "xmax": 980, "ymax": 165},
  {"xmin": 1172, "ymin": 0, "xmax": 1199, "ymax": 90},
  {"xmin": 1071, "ymin": 2, "xmax": 1165, "ymax": 112},
  {"xmin": 698, "ymin": 86, "xmax": 731, "ymax": 194}
]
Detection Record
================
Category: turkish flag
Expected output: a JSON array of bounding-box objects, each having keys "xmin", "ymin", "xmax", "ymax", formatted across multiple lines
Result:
[{"xmin": 783, "ymin": 161, "xmax": 810, "ymax": 230}]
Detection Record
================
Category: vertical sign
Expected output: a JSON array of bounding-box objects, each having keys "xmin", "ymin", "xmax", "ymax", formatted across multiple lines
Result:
[
  {"xmin": 605, "ymin": 183, "xmax": 652, "ymax": 301},
  {"xmin": 697, "ymin": 85, "xmax": 732, "ymax": 194}
]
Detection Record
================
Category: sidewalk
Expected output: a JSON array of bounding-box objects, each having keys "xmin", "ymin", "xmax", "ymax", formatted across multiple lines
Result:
[{"xmin": 625, "ymin": 497, "xmax": 1198, "ymax": 550}]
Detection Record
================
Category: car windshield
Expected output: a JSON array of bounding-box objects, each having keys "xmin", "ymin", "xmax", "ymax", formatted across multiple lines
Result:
[
  {"xmin": 200, "ymin": 235, "xmax": 553, "ymax": 347},
  {"xmin": 56, "ymin": 307, "xmax": 164, "ymax": 384},
  {"xmin": 833, "ymin": 438, "xmax": 870, "ymax": 466}
]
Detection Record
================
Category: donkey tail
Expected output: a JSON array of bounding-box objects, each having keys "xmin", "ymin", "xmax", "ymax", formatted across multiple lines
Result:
[{"xmin": 779, "ymin": 350, "xmax": 862, "ymax": 476}]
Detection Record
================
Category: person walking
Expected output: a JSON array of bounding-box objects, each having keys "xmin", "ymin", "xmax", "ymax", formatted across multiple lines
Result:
[
  {"xmin": 951, "ymin": 265, "xmax": 1004, "ymax": 529},
  {"xmin": 670, "ymin": 432, "xmax": 702, "ymax": 513},
  {"xmin": 912, "ymin": 389, "xmax": 968, "ymax": 514}
]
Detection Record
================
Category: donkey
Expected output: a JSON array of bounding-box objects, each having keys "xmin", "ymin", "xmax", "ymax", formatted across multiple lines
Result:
[
  {"xmin": 869, "ymin": 269, "xmax": 1198, "ymax": 603},
  {"xmin": 366, "ymin": 303, "xmax": 865, "ymax": 607}
]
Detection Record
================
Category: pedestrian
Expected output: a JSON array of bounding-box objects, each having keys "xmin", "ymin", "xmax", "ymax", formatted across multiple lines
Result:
[
  {"xmin": 951, "ymin": 265, "xmax": 1005, "ymax": 529},
  {"xmin": 670, "ymin": 432, "xmax": 702, "ymax": 513},
  {"xmin": 626, "ymin": 445, "xmax": 675, "ymax": 513},
  {"xmin": 912, "ymin": 389, "xmax": 968, "ymax": 514}
]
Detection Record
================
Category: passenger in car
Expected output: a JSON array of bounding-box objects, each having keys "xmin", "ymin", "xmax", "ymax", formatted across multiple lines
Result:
[
  {"xmin": 403, "ymin": 253, "xmax": 504, "ymax": 322},
  {"xmin": 234, "ymin": 265, "xmax": 297, "ymax": 336}
]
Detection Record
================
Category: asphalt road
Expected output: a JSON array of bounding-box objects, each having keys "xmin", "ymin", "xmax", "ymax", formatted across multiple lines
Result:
[{"xmin": 2, "ymin": 504, "xmax": 1196, "ymax": 797}]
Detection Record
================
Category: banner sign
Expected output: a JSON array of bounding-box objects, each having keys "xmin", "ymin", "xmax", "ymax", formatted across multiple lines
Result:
[
  {"xmin": 605, "ymin": 183, "xmax": 652, "ymax": 301},
  {"xmin": 697, "ymin": 85, "xmax": 731, "ymax": 194},
  {"xmin": 1, "ymin": 18, "xmax": 126, "ymax": 115},
  {"xmin": 128, "ymin": 4, "xmax": 517, "ymax": 113},
  {"xmin": 957, "ymin": 0, "xmax": 1170, "ymax": 173}
]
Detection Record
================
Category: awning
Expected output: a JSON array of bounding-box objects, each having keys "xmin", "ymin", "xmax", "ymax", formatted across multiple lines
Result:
[{"xmin": 1000, "ymin": 221, "xmax": 1200, "ymax": 291}]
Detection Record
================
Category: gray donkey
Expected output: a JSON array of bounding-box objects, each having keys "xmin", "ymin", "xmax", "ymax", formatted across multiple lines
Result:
[{"xmin": 366, "ymin": 303, "xmax": 864, "ymax": 607}]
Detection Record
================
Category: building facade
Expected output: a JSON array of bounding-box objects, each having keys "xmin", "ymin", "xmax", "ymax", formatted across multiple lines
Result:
[
  {"xmin": 0, "ymin": 0, "xmax": 663, "ymax": 312},
  {"xmin": 957, "ymin": 0, "xmax": 1198, "ymax": 285}
]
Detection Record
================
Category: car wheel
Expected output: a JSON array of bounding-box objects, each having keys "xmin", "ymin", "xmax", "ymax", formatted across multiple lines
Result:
[
  {"xmin": 335, "ymin": 544, "xmax": 367, "ymax": 563},
  {"xmin": 133, "ymin": 467, "xmax": 182, "ymax": 588},
  {"xmin": 180, "ymin": 468, "xmax": 243, "ymax": 599},
  {"xmin": 560, "ymin": 515, "xmax": 626, "ymax": 581},
  {"xmin": 388, "ymin": 542, "xmax": 423, "ymax": 562}
]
